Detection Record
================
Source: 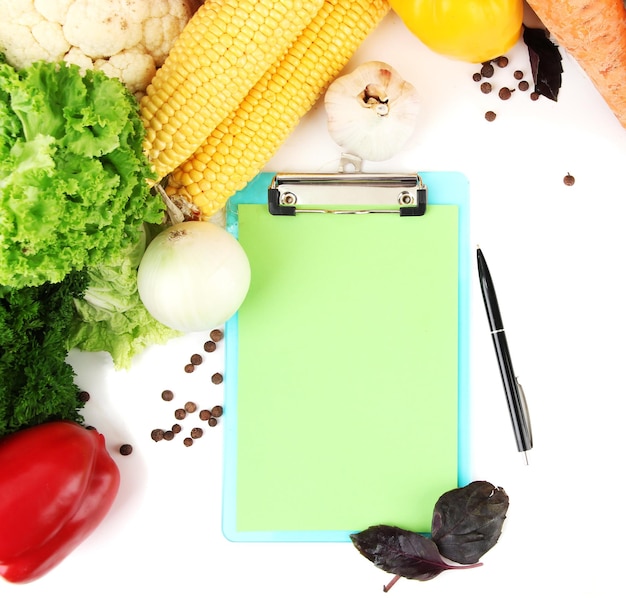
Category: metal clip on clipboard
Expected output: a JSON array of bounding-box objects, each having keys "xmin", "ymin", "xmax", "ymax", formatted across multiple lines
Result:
[{"xmin": 267, "ymin": 171, "xmax": 427, "ymax": 216}]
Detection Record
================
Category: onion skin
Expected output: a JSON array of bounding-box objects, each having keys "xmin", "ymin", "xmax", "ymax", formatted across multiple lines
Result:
[{"xmin": 137, "ymin": 221, "xmax": 251, "ymax": 332}]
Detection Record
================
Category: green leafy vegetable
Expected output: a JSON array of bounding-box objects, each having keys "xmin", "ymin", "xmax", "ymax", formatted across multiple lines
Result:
[
  {"xmin": 0, "ymin": 270, "xmax": 89, "ymax": 437},
  {"xmin": 68, "ymin": 225, "xmax": 181, "ymax": 369},
  {"xmin": 0, "ymin": 57, "xmax": 164, "ymax": 288},
  {"xmin": 351, "ymin": 481, "xmax": 509, "ymax": 591}
]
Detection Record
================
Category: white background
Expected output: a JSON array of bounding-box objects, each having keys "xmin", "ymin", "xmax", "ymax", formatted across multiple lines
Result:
[{"xmin": 3, "ymin": 10, "xmax": 626, "ymax": 602}]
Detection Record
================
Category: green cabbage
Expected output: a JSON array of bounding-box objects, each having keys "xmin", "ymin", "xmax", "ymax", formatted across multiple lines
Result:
[
  {"xmin": 0, "ymin": 58, "xmax": 163, "ymax": 288},
  {"xmin": 68, "ymin": 225, "xmax": 181, "ymax": 370}
]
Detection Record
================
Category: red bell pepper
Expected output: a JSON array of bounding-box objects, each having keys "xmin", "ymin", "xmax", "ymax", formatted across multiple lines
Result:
[{"xmin": 0, "ymin": 420, "xmax": 120, "ymax": 584}]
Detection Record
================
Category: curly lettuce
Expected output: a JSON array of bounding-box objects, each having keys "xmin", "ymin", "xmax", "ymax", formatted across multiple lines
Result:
[{"xmin": 0, "ymin": 58, "xmax": 163, "ymax": 288}]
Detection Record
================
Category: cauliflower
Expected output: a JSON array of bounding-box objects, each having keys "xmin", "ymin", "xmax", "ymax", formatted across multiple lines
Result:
[{"xmin": 0, "ymin": 0, "xmax": 203, "ymax": 95}]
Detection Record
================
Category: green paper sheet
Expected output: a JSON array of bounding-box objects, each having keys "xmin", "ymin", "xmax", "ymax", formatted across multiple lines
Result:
[{"xmin": 223, "ymin": 172, "xmax": 469, "ymax": 542}]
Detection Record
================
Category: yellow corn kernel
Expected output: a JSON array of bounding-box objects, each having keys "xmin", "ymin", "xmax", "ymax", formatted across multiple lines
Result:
[
  {"xmin": 165, "ymin": 0, "xmax": 391, "ymax": 218},
  {"xmin": 141, "ymin": 0, "xmax": 325, "ymax": 179}
]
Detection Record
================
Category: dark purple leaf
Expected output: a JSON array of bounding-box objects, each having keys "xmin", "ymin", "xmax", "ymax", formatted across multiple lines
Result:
[
  {"xmin": 523, "ymin": 27, "xmax": 563, "ymax": 101},
  {"xmin": 350, "ymin": 525, "xmax": 481, "ymax": 587},
  {"xmin": 431, "ymin": 481, "xmax": 509, "ymax": 564}
]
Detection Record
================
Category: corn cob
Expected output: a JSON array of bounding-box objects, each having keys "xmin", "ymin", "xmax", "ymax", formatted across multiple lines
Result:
[
  {"xmin": 141, "ymin": 0, "xmax": 325, "ymax": 179},
  {"xmin": 165, "ymin": 0, "xmax": 391, "ymax": 218}
]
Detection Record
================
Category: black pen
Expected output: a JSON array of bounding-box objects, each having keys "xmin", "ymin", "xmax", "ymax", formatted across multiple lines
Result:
[{"xmin": 477, "ymin": 247, "xmax": 533, "ymax": 464}]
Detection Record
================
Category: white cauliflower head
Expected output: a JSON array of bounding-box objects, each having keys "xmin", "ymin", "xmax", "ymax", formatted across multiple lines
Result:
[{"xmin": 0, "ymin": 0, "xmax": 202, "ymax": 95}]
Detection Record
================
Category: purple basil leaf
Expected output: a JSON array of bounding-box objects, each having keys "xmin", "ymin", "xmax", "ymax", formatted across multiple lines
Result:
[
  {"xmin": 431, "ymin": 481, "xmax": 509, "ymax": 564},
  {"xmin": 523, "ymin": 26, "xmax": 563, "ymax": 101},
  {"xmin": 350, "ymin": 525, "xmax": 477, "ymax": 583}
]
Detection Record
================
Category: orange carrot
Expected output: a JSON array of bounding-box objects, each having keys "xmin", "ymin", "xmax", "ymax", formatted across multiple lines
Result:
[{"xmin": 525, "ymin": 0, "xmax": 626, "ymax": 128}]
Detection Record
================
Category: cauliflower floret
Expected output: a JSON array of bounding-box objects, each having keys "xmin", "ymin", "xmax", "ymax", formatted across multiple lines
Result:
[
  {"xmin": 34, "ymin": 0, "xmax": 75, "ymax": 24},
  {"xmin": 62, "ymin": 46, "xmax": 94, "ymax": 73},
  {"xmin": 0, "ymin": 0, "xmax": 201, "ymax": 94},
  {"xmin": 63, "ymin": 1, "xmax": 146, "ymax": 59},
  {"xmin": 142, "ymin": 10, "xmax": 196, "ymax": 66},
  {"xmin": 95, "ymin": 49, "xmax": 156, "ymax": 95},
  {"xmin": 0, "ymin": 1, "xmax": 71, "ymax": 66}
]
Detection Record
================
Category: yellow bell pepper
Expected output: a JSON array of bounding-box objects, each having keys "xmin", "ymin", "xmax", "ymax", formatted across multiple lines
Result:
[{"xmin": 389, "ymin": 0, "xmax": 524, "ymax": 63}]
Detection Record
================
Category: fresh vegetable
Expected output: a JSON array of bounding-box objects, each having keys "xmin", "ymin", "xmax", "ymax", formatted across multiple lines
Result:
[
  {"xmin": 389, "ymin": 0, "xmax": 524, "ymax": 63},
  {"xmin": 525, "ymin": 0, "xmax": 626, "ymax": 128},
  {"xmin": 351, "ymin": 481, "xmax": 509, "ymax": 591},
  {"xmin": 164, "ymin": 0, "xmax": 391, "ymax": 218},
  {"xmin": 0, "ymin": 421, "xmax": 120, "ymax": 584},
  {"xmin": 140, "ymin": 0, "xmax": 326, "ymax": 179},
  {"xmin": 0, "ymin": 0, "xmax": 202, "ymax": 95},
  {"xmin": 0, "ymin": 57, "xmax": 164, "ymax": 289},
  {"xmin": 137, "ymin": 221, "xmax": 251, "ymax": 332},
  {"xmin": 69, "ymin": 226, "xmax": 182, "ymax": 370},
  {"xmin": 324, "ymin": 61, "xmax": 419, "ymax": 161},
  {"xmin": 0, "ymin": 270, "xmax": 88, "ymax": 438}
]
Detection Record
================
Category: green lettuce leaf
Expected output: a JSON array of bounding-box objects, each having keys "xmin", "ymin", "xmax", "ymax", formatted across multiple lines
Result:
[{"xmin": 0, "ymin": 59, "xmax": 163, "ymax": 288}]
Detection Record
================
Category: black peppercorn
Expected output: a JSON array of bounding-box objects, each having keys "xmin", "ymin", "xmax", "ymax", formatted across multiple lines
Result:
[
  {"xmin": 183, "ymin": 437, "xmax": 194, "ymax": 447},
  {"xmin": 174, "ymin": 408, "xmax": 187, "ymax": 420},
  {"xmin": 204, "ymin": 340, "xmax": 217, "ymax": 352},
  {"xmin": 484, "ymin": 111, "xmax": 497, "ymax": 122},
  {"xmin": 472, "ymin": 72, "xmax": 482, "ymax": 82},
  {"xmin": 184, "ymin": 363, "xmax": 195, "ymax": 373},
  {"xmin": 480, "ymin": 63, "xmax": 494, "ymax": 78},
  {"xmin": 208, "ymin": 417, "xmax": 218, "ymax": 427},
  {"xmin": 211, "ymin": 405, "xmax": 223, "ymax": 417},
  {"xmin": 199, "ymin": 409, "xmax": 212, "ymax": 421},
  {"xmin": 480, "ymin": 82, "xmax": 492, "ymax": 94},
  {"xmin": 184, "ymin": 401, "xmax": 197, "ymax": 413},
  {"xmin": 563, "ymin": 173, "xmax": 575, "ymax": 186},
  {"xmin": 151, "ymin": 429, "xmax": 165, "ymax": 442},
  {"xmin": 495, "ymin": 56, "xmax": 509, "ymax": 68},
  {"xmin": 190, "ymin": 353, "xmax": 203, "ymax": 366},
  {"xmin": 211, "ymin": 372, "xmax": 223, "ymax": 385},
  {"xmin": 513, "ymin": 70, "xmax": 524, "ymax": 80},
  {"xmin": 518, "ymin": 81, "xmax": 529, "ymax": 92},
  {"xmin": 163, "ymin": 430, "xmax": 175, "ymax": 441},
  {"xmin": 172, "ymin": 423, "xmax": 182, "ymax": 434},
  {"xmin": 210, "ymin": 328, "xmax": 224, "ymax": 342},
  {"xmin": 498, "ymin": 87, "xmax": 512, "ymax": 100},
  {"xmin": 191, "ymin": 427, "xmax": 203, "ymax": 439},
  {"xmin": 119, "ymin": 444, "xmax": 133, "ymax": 456},
  {"xmin": 161, "ymin": 390, "xmax": 174, "ymax": 401}
]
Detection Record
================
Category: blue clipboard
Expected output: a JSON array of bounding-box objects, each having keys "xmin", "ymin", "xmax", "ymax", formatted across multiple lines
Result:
[{"xmin": 222, "ymin": 171, "xmax": 471, "ymax": 542}]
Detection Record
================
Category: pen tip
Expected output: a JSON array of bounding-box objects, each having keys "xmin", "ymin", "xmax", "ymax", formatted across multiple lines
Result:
[{"xmin": 523, "ymin": 451, "xmax": 529, "ymax": 465}]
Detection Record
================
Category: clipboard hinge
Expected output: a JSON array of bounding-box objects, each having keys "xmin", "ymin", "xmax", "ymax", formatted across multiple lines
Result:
[{"xmin": 268, "ymin": 172, "xmax": 427, "ymax": 216}]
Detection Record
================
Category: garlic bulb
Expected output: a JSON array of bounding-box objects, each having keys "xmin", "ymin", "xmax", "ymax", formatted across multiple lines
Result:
[{"xmin": 324, "ymin": 61, "xmax": 420, "ymax": 162}]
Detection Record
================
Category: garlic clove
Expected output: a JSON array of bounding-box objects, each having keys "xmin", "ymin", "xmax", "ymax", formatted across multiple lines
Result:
[{"xmin": 324, "ymin": 61, "xmax": 420, "ymax": 162}]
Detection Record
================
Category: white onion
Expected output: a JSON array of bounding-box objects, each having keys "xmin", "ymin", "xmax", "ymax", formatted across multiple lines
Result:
[{"xmin": 137, "ymin": 221, "xmax": 251, "ymax": 332}]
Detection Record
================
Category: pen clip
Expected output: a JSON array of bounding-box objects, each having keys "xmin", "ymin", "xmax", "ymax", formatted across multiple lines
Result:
[{"xmin": 516, "ymin": 377, "xmax": 533, "ymax": 450}]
